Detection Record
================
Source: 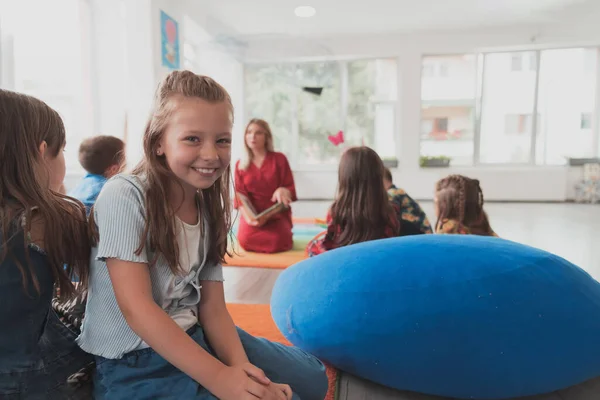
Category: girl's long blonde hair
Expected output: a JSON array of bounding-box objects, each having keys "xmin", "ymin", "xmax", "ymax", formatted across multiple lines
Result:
[
  {"xmin": 98, "ymin": 71, "xmax": 234, "ymax": 273},
  {"xmin": 0, "ymin": 89, "xmax": 90, "ymax": 297},
  {"xmin": 239, "ymin": 119, "xmax": 274, "ymax": 170}
]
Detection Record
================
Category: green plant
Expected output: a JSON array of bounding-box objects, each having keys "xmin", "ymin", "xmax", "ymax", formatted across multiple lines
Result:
[{"xmin": 420, "ymin": 155, "xmax": 451, "ymax": 167}]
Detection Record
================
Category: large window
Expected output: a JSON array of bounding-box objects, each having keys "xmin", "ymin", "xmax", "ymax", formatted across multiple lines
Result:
[
  {"xmin": 420, "ymin": 48, "xmax": 600, "ymax": 166},
  {"xmin": 0, "ymin": 0, "xmax": 93, "ymax": 171},
  {"xmin": 420, "ymin": 55, "xmax": 477, "ymax": 165},
  {"xmin": 245, "ymin": 58, "xmax": 397, "ymax": 167},
  {"xmin": 536, "ymin": 48, "xmax": 598, "ymax": 165},
  {"xmin": 347, "ymin": 59, "xmax": 397, "ymax": 160},
  {"xmin": 244, "ymin": 64, "xmax": 295, "ymax": 157},
  {"xmin": 479, "ymin": 51, "xmax": 538, "ymax": 164},
  {"xmin": 296, "ymin": 62, "xmax": 342, "ymax": 164}
]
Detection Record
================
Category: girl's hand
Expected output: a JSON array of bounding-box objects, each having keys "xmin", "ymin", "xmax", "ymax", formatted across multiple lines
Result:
[
  {"xmin": 212, "ymin": 363, "xmax": 286, "ymax": 400},
  {"xmin": 271, "ymin": 383, "xmax": 293, "ymax": 400},
  {"xmin": 240, "ymin": 208, "xmax": 260, "ymax": 227},
  {"xmin": 271, "ymin": 187, "xmax": 292, "ymax": 206},
  {"xmin": 247, "ymin": 367, "xmax": 292, "ymax": 399},
  {"xmin": 247, "ymin": 366, "xmax": 292, "ymax": 400},
  {"xmin": 243, "ymin": 215, "xmax": 259, "ymax": 227},
  {"xmin": 241, "ymin": 362, "xmax": 270, "ymax": 385}
]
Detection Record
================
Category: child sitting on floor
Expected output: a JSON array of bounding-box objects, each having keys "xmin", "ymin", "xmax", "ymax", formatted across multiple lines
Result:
[
  {"xmin": 307, "ymin": 146, "xmax": 400, "ymax": 256},
  {"xmin": 0, "ymin": 89, "xmax": 93, "ymax": 398},
  {"xmin": 69, "ymin": 135, "xmax": 125, "ymax": 214},
  {"xmin": 434, "ymin": 174, "xmax": 497, "ymax": 236},
  {"xmin": 78, "ymin": 71, "xmax": 327, "ymax": 400},
  {"xmin": 384, "ymin": 167, "xmax": 432, "ymax": 235}
]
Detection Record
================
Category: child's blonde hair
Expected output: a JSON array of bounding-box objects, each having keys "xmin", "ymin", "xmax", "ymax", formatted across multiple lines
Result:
[
  {"xmin": 239, "ymin": 118, "xmax": 274, "ymax": 170},
  {"xmin": 132, "ymin": 71, "xmax": 234, "ymax": 273},
  {"xmin": 435, "ymin": 175, "xmax": 494, "ymax": 236}
]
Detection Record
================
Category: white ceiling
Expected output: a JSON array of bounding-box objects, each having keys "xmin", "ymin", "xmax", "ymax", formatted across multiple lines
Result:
[{"xmin": 200, "ymin": 0, "xmax": 594, "ymax": 37}]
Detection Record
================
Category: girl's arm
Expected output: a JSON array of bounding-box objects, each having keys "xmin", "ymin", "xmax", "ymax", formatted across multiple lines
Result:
[
  {"xmin": 198, "ymin": 280, "xmax": 293, "ymax": 399},
  {"xmin": 107, "ymin": 260, "xmax": 277, "ymax": 400},
  {"xmin": 107, "ymin": 260, "xmax": 224, "ymax": 377},
  {"xmin": 95, "ymin": 178, "xmax": 282, "ymax": 399},
  {"xmin": 278, "ymin": 154, "xmax": 297, "ymax": 202},
  {"xmin": 272, "ymin": 154, "xmax": 296, "ymax": 206},
  {"xmin": 234, "ymin": 162, "xmax": 259, "ymax": 226},
  {"xmin": 198, "ymin": 280, "xmax": 248, "ymax": 366}
]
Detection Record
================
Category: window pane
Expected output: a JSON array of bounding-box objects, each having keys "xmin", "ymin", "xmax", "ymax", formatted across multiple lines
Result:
[
  {"xmin": 347, "ymin": 59, "xmax": 397, "ymax": 160},
  {"xmin": 536, "ymin": 48, "xmax": 598, "ymax": 165},
  {"xmin": 479, "ymin": 51, "xmax": 537, "ymax": 164},
  {"xmin": 244, "ymin": 59, "xmax": 397, "ymax": 167},
  {"xmin": 244, "ymin": 64, "xmax": 294, "ymax": 158},
  {"xmin": 439, "ymin": 64, "xmax": 449, "ymax": 77},
  {"xmin": 511, "ymin": 54, "xmax": 522, "ymax": 72},
  {"xmin": 374, "ymin": 103, "xmax": 396, "ymax": 159},
  {"xmin": 422, "ymin": 64, "xmax": 434, "ymax": 78},
  {"xmin": 581, "ymin": 112, "xmax": 592, "ymax": 130},
  {"xmin": 297, "ymin": 62, "xmax": 342, "ymax": 165},
  {"xmin": 529, "ymin": 52, "xmax": 537, "ymax": 71},
  {"xmin": 420, "ymin": 54, "xmax": 476, "ymax": 166}
]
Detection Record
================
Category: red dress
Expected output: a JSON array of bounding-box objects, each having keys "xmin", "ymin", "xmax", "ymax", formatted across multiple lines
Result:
[{"xmin": 234, "ymin": 152, "xmax": 297, "ymax": 253}]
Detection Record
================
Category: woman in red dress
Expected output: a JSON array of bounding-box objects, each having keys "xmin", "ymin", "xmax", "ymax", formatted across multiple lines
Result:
[{"xmin": 234, "ymin": 119, "xmax": 297, "ymax": 253}]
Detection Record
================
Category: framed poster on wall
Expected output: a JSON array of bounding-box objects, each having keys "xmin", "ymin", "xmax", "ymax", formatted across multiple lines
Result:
[{"xmin": 160, "ymin": 10, "xmax": 180, "ymax": 69}]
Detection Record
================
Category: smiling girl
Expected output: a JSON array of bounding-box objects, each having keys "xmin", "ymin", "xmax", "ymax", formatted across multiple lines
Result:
[{"xmin": 77, "ymin": 72, "xmax": 327, "ymax": 400}]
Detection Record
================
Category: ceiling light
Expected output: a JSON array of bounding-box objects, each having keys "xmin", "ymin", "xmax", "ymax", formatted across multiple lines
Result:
[{"xmin": 294, "ymin": 6, "xmax": 316, "ymax": 18}]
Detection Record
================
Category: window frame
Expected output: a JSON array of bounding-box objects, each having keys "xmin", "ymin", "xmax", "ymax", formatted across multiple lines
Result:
[
  {"xmin": 244, "ymin": 56, "xmax": 400, "ymax": 171},
  {"xmin": 420, "ymin": 53, "xmax": 479, "ymax": 166},
  {"xmin": 510, "ymin": 53, "xmax": 523, "ymax": 72},
  {"xmin": 422, "ymin": 46, "xmax": 600, "ymax": 167}
]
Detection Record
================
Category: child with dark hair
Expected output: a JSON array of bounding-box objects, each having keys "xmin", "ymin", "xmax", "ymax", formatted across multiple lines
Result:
[
  {"xmin": 434, "ymin": 174, "xmax": 497, "ymax": 236},
  {"xmin": 384, "ymin": 168, "xmax": 432, "ymax": 235},
  {"xmin": 0, "ymin": 89, "xmax": 93, "ymax": 398},
  {"xmin": 69, "ymin": 135, "xmax": 125, "ymax": 212},
  {"xmin": 307, "ymin": 147, "xmax": 401, "ymax": 256}
]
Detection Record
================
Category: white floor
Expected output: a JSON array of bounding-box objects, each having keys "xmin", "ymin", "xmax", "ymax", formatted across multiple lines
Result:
[{"xmin": 291, "ymin": 201, "xmax": 600, "ymax": 281}]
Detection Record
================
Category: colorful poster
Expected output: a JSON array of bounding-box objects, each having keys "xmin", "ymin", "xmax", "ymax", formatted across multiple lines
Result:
[{"xmin": 160, "ymin": 10, "xmax": 180, "ymax": 70}]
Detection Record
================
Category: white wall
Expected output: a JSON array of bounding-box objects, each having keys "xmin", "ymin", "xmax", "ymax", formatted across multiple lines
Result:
[
  {"xmin": 63, "ymin": 0, "xmax": 184, "ymax": 191},
  {"xmin": 1, "ymin": 0, "xmax": 97, "ymax": 190},
  {"xmin": 181, "ymin": 16, "xmax": 245, "ymax": 166},
  {"xmin": 242, "ymin": 19, "xmax": 600, "ymax": 201},
  {"xmin": 151, "ymin": 0, "xmax": 245, "ymax": 166},
  {"xmin": 75, "ymin": 2, "xmax": 600, "ymax": 201},
  {"xmin": 88, "ymin": 0, "xmax": 127, "ymax": 140},
  {"xmin": 69, "ymin": 0, "xmax": 245, "ymax": 192},
  {"xmin": 84, "ymin": 0, "xmax": 156, "ymax": 176}
]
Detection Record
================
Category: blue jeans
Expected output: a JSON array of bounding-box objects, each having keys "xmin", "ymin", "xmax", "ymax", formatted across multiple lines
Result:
[
  {"xmin": 94, "ymin": 326, "xmax": 328, "ymax": 400},
  {"xmin": 0, "ymin": 308, "xmax": 93, "ymax": 399}
]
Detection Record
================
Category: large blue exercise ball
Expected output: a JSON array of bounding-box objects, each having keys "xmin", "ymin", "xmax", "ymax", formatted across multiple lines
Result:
[{"xmin": 270, "ymin": 235, "xmax": 600, "ymax": 399}]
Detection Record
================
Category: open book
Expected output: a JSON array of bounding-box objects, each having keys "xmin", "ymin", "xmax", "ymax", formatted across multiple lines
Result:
[{"xmin": 237, "ymin": 192, "xmax": 288, "ymax": 225}]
